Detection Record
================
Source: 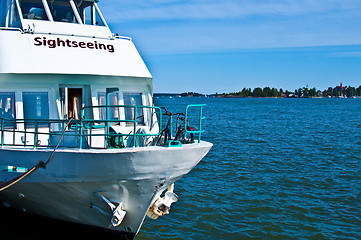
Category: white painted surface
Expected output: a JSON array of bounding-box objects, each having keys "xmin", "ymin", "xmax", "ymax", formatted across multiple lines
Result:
[{"xmin": 0, "ymin": 30, "xmax": 151, "ymax": 78}]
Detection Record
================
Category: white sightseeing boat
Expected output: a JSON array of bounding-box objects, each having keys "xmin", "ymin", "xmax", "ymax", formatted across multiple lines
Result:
[{"xmin": 0, "ymin": 0, "xmax": 212, "ymax": 238}]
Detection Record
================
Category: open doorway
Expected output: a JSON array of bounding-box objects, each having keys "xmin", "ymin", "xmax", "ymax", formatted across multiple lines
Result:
[
  {"xmin": 60, "ymin": 87, "xmax": 83, "ymax": 119},
  {"xmin": 68, "ymin": 88, "xmax": 82, "ymax": 119}
]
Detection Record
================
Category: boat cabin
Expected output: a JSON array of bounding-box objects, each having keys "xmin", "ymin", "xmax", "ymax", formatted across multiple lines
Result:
[{"xmin": 0, "ymin": 0, "xmax": 111, "ymax": 37}]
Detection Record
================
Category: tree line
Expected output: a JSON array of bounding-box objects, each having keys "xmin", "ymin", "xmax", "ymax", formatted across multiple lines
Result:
[{"xmin": 213, "ymin": 85, "xmax": 361, "ymax": 98}]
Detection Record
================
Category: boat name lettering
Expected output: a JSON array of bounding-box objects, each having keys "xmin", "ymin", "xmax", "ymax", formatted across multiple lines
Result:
[{"xmin": 33, "ymin": 37, "xmax": 115, "ymax": 53}]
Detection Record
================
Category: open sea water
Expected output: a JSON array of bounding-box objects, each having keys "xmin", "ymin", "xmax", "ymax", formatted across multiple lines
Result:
[
  {"xmin": 138, "ymin": 97, "xmax": 361, "ymax": 240},
  {"xmin": 1, "ymin": 97, "xmax": 360, "ymax": 239}
]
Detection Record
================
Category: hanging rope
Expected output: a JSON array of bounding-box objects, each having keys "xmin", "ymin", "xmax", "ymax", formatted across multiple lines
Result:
[
  {"xmin": 43, "ymin": 118, "xmax": 74, "ymax": 166},
  {"xmin": 0, "ymin": 118, "xmax": 74, "ymax": 192}
]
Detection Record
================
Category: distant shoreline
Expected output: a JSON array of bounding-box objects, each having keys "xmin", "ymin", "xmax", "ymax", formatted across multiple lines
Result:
[
  {"xmin": 154, "ymin": 93, "xmax": 361, "ymax": 99},
  {"xmin": 155, "ymin": 84, "xmax": 361, "ymax": 99}
]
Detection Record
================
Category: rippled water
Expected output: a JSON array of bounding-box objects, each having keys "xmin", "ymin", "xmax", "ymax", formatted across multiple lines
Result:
[{"xmin": 138, "ymin": 97, "xmax": 361, "ymax": 239}]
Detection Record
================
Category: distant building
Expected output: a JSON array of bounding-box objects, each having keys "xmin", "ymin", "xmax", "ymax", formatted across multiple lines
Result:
[{"xmin": 336, "ymin": 83, "xmax": 347, "ymax": 90}]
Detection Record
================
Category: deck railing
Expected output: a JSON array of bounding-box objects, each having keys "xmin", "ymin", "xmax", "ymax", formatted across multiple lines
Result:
[
  {"xmin": 79, "ymin": 105, "xmax": 163, "ymax": 148},
  {"xmin": 185, "ymin": 104, "xmax": 206, "ymax": 143},
  {"xmin": 0, "ymin": 104, "xmax": 206, "ymax": 149}
]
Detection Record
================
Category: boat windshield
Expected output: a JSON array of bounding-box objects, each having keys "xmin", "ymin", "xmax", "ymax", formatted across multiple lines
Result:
[
  {"xmin": 1, "ymin": 0, "xmax": 107, "ymax": 26},
  {"xmin": 47, "ymin": 0, "xmax": 78, "ymax": 23},
  {"xmin": 19, "ymin": 0, "xmax": 49, "ymax": 20},
  {"xmin": 78, "ymin": 1, "xmax": 106, "ymax": 26},
  {"xmin": 0, "ymin": 0, "xmax": 22, "ymax": 28}
]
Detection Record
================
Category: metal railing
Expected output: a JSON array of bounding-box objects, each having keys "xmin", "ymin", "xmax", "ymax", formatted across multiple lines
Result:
[
  {"xmin": 0, "ymin": 104, "xmax": 206, "ymax": 149},
  {"xmin": 0, "ymin": 27, "xmax": 23, "ymax": 32},
  {"xmin": 185, "ymin": 104, "xmax": 206, "ymax": 143},
  {"xmin": 158, "ymin": 104, "xmax": 206, "ymax": 145},
  {"xmin": 79, "ymin": 105, "xmax": 162, "ymax": 148}
]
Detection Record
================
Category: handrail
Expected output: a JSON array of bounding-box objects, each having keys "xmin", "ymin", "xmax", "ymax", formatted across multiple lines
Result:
[
  {"xmin": 80, "ymin": 104, "xmax": 162, "ymax": 148},
  {"xmin": 0, "ymin": 27, "xmax": 23, "ymax": 32},
  {"xmin": 80, "ymin": 105, "xmax": 162, "ymax": 148},
  {"xmin": 113, "ymin": 35, "xmax": 132, "ymax": 41},
  {"xmin": 0, "ymin": 104, "xmax": 206, "ymax": 149},
  {"xmin": 185, "ymin": 104, "xmax": 206, "ymax": 143},
  {"xmin": 0, "ymin": 117, "xmax": 160, "ymax": 149}
]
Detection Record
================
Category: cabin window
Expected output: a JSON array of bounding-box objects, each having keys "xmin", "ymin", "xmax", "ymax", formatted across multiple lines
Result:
[
  {"xmin": 22, "ymin": 92, "xmax": 49, "ymax": 123},
  {"xmin": 1, "ymin": 0, "xmax": 23, "ymax": 27},
  {"xmin": 47, "ymin": 0, "xmax": 77, "ymax": 23},
  {"xmin": 123, "ymin": 93, "xmax": 144, "ymax": 125},
  {"xmin": 98, "ymin": 92, "xmax": 119, "ymax": 120},
  {"xmin": 9, "ymin": 0, "xmax": 22, "ymax": 27},
  {"xmin": 19, "ymin": 0, "xmax": 49, "ymax": 20},
  {"xmin": 79, "ymin": 2, "xmax": 105, "ymax": 26},
  {"xmin": 0, "ymin": 0, "xmax": 7, "ymax": 27},
  {"xmin": 0, "ymin": 92, "xmax": 16, "ymax": 120}
]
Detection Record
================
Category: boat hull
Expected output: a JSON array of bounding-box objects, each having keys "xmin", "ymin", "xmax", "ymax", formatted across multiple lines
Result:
[{"xmin": 0, "ymin": 141, "xmax": 212, "ymax": 238}]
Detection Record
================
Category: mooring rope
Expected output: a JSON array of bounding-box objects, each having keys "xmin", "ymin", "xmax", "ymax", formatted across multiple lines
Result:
[{"xmin": 0, "ymin": 118, "xmax": 74, "ymax": 192}]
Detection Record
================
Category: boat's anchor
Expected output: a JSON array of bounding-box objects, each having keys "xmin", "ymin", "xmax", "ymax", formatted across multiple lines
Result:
[
  {"xmin": 147, "ymin": 184, "xmax": 178, "ymax": 220},
  {"xmin": 93, "ymin": 192, "xmax": 126, "ymax": 227}
]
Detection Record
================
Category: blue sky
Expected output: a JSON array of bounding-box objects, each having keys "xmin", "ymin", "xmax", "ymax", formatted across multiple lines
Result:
[{"xmin": 100, "ymin": 0, "xmax": 361, "ymax": 94}]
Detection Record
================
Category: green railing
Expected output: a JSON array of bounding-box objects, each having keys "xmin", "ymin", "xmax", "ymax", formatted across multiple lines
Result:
[
  {"xmin": 0, "ymin": 104, "xmax": 206, "ymax": 149},
  {"xmin": 0, "ymin": 118, "xmax": 69, "ymax": 148},
  {"xmin": 185, "ymin": 104, "xmax": 206, "ymax": 143},
  {"xmin": 158, "ymin": 104, "xmax": 206, "ymax": 145},
  {"xmin": 79, "ymin": 105, "xmax": 162, "ymax": 149}
]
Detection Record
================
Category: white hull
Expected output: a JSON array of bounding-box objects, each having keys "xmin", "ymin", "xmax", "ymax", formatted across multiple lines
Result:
[{"xmin": 0, "ymin": 141, "xmax": 212, "ymax": 237}]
